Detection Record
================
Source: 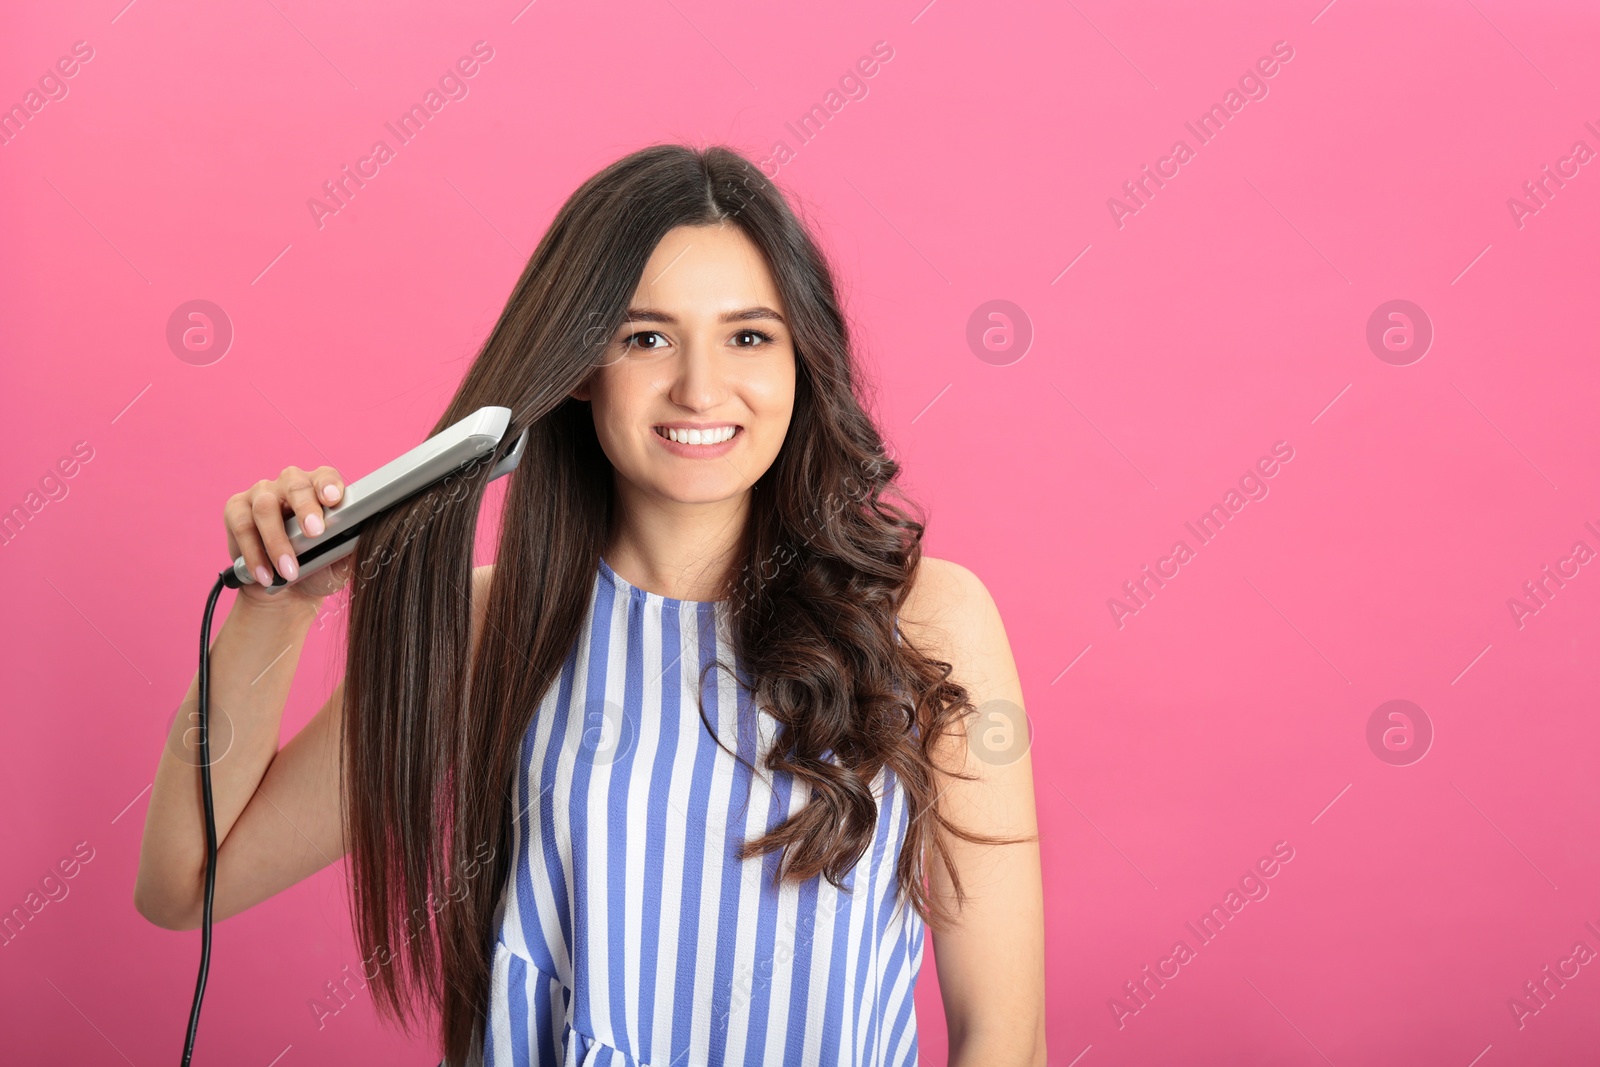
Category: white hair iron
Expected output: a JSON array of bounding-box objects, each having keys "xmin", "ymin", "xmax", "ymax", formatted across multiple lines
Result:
[{"xmin": 227, "ymin": 405, "xmax": 528, "ymax": 591}]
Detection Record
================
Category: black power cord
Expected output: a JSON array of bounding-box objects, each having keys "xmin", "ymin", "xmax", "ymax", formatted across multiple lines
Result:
[{"xmin": 181, "ymin": 567, "xmax": 242, "ymax": 1065}]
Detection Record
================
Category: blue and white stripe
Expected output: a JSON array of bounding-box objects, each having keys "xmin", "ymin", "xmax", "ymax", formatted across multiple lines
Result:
[{"xmin": 481, "ymin": 558, "xmax": 925, "ymax": 1066}]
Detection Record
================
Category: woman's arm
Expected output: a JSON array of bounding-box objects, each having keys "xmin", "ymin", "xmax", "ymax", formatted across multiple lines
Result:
[
  {"xmin": 901, "ymin": 556, "xmax": 1047, "ymax": 1067},
  {"xmin": 134, "ymin": 590, "xmax": 341, "ymax": 930},
  {"xmin": 134, "ymin": 563, "xmax": 497, "ymax": 929}
]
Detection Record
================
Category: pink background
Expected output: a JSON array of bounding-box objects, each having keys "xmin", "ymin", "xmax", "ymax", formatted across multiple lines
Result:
[{"xmin": 3, "ymin": 0, "xmax": 1599, "ymax": 1063}]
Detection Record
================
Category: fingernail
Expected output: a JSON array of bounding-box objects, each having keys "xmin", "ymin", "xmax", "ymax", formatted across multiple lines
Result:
[
  {"xmin": 304, "ymin": 511, "xmax": 325, "ymax": 536},
  {"xmin": 278, "ymin": 554, "xmax": 298, "ymax": 581},
  {"xmin": 254, "ymin": 565, "xmax": 273, "ymax": 587},
  {"xmin": 323, "ymin": 484, "xmax": 341, "ymax": 503}
]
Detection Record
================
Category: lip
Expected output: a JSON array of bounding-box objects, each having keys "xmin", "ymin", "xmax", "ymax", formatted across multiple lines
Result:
[{"xmin": 651, "ymin": 423, "xmax": 743, "ymax": 459}]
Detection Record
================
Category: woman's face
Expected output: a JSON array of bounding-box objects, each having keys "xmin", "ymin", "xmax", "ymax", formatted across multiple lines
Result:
[{"xmin": 575, "ymin": 222, "xmax": 797, "ymax": 507}]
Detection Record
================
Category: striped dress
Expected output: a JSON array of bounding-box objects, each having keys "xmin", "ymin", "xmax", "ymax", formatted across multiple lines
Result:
[{"xmin": 480, "ymin": 558, "xmax": 926, "ymax": 1066}]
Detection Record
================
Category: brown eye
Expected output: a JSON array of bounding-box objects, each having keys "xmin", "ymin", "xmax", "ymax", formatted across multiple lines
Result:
[
  {"xmin": 623, "ymin": 330, "xmax": 667, "ymax": 350},
  {"xmin": 732, "ymin": 329, "xmax": 774, "ymax": 348}
]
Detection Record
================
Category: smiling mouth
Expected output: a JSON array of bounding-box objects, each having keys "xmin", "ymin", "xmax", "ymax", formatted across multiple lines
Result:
[{"xmin": 653, "ymin": 425, "xmax": 740, "ymax": 445}]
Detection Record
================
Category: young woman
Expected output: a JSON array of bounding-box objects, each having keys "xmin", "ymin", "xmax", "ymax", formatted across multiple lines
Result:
[{"xmin": 135, "ymin": 144, "xmax": 1046, "ymax": 1066}]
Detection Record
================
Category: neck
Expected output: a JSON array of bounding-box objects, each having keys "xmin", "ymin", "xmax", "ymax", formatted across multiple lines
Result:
[{"xmin": 604, "ymin": 481, "xmax": 751, "ymax": 602}]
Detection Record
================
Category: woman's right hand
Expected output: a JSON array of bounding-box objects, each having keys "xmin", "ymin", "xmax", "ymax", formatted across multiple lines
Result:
[{"xmin": 225, "ymin": 465, "xmax": 354, "ymax": 606}]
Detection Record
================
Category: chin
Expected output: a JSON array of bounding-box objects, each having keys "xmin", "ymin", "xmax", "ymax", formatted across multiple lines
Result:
[{"xmin": 652, "ymin": 478, "xmax": 750, "ymax": 506}]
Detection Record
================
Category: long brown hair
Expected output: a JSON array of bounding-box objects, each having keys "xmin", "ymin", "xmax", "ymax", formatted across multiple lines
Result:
[{"xmin": 338, "ymin": 143, "xmax": 1027, "ymax": 1064}]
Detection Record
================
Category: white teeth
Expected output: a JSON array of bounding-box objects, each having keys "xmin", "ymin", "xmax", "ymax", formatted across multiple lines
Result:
[{"xmin": 660, "ymin": 426, "xmax": 735, "ymax": 445}]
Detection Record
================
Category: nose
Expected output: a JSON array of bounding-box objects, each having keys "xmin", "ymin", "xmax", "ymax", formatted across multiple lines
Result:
[{"xmin": 666, "ymin": 332, "xmax": 726, "ymax": 412}]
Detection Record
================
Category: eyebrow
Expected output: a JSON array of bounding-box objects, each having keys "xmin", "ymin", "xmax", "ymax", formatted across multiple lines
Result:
[{"xmin": 622, "ymin": 306, "xmax": 786, "ymax": 325}]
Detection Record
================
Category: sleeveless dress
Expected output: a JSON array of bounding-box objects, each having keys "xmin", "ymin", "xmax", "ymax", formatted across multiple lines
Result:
[{"xmin": 479, "ymin": 558, "xmax": 926, "ymax": 1066}]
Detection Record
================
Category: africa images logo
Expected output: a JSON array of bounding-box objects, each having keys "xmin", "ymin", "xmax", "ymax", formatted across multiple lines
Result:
[
  {"xmin": 1105, "ymin": 41, "xmax": 1297, "ymax": 229},
  {"xmin": 306, "ymin": 42, "xmax": 496, "ymax": 230}
]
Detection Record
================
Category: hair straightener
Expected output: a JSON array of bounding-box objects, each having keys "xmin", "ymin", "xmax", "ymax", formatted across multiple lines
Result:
[{"xmin": 180, "ymin": 406, "xmax": 527, "ymax": 1065}]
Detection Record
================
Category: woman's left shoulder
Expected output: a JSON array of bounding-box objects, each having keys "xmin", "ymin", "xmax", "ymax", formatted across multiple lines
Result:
[
  {"xmin": 900, "ymin": 555, "xmax": 1002, "ymax": 652},
  {"xmin": 899, "ymin": 557, "xmax": 1025, "ymax": 759}
]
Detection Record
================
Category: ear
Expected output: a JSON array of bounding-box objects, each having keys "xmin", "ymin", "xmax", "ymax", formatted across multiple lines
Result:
[{"xmin": 569, "ymin": 380, "xmax": 592, "ymax": 402}]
